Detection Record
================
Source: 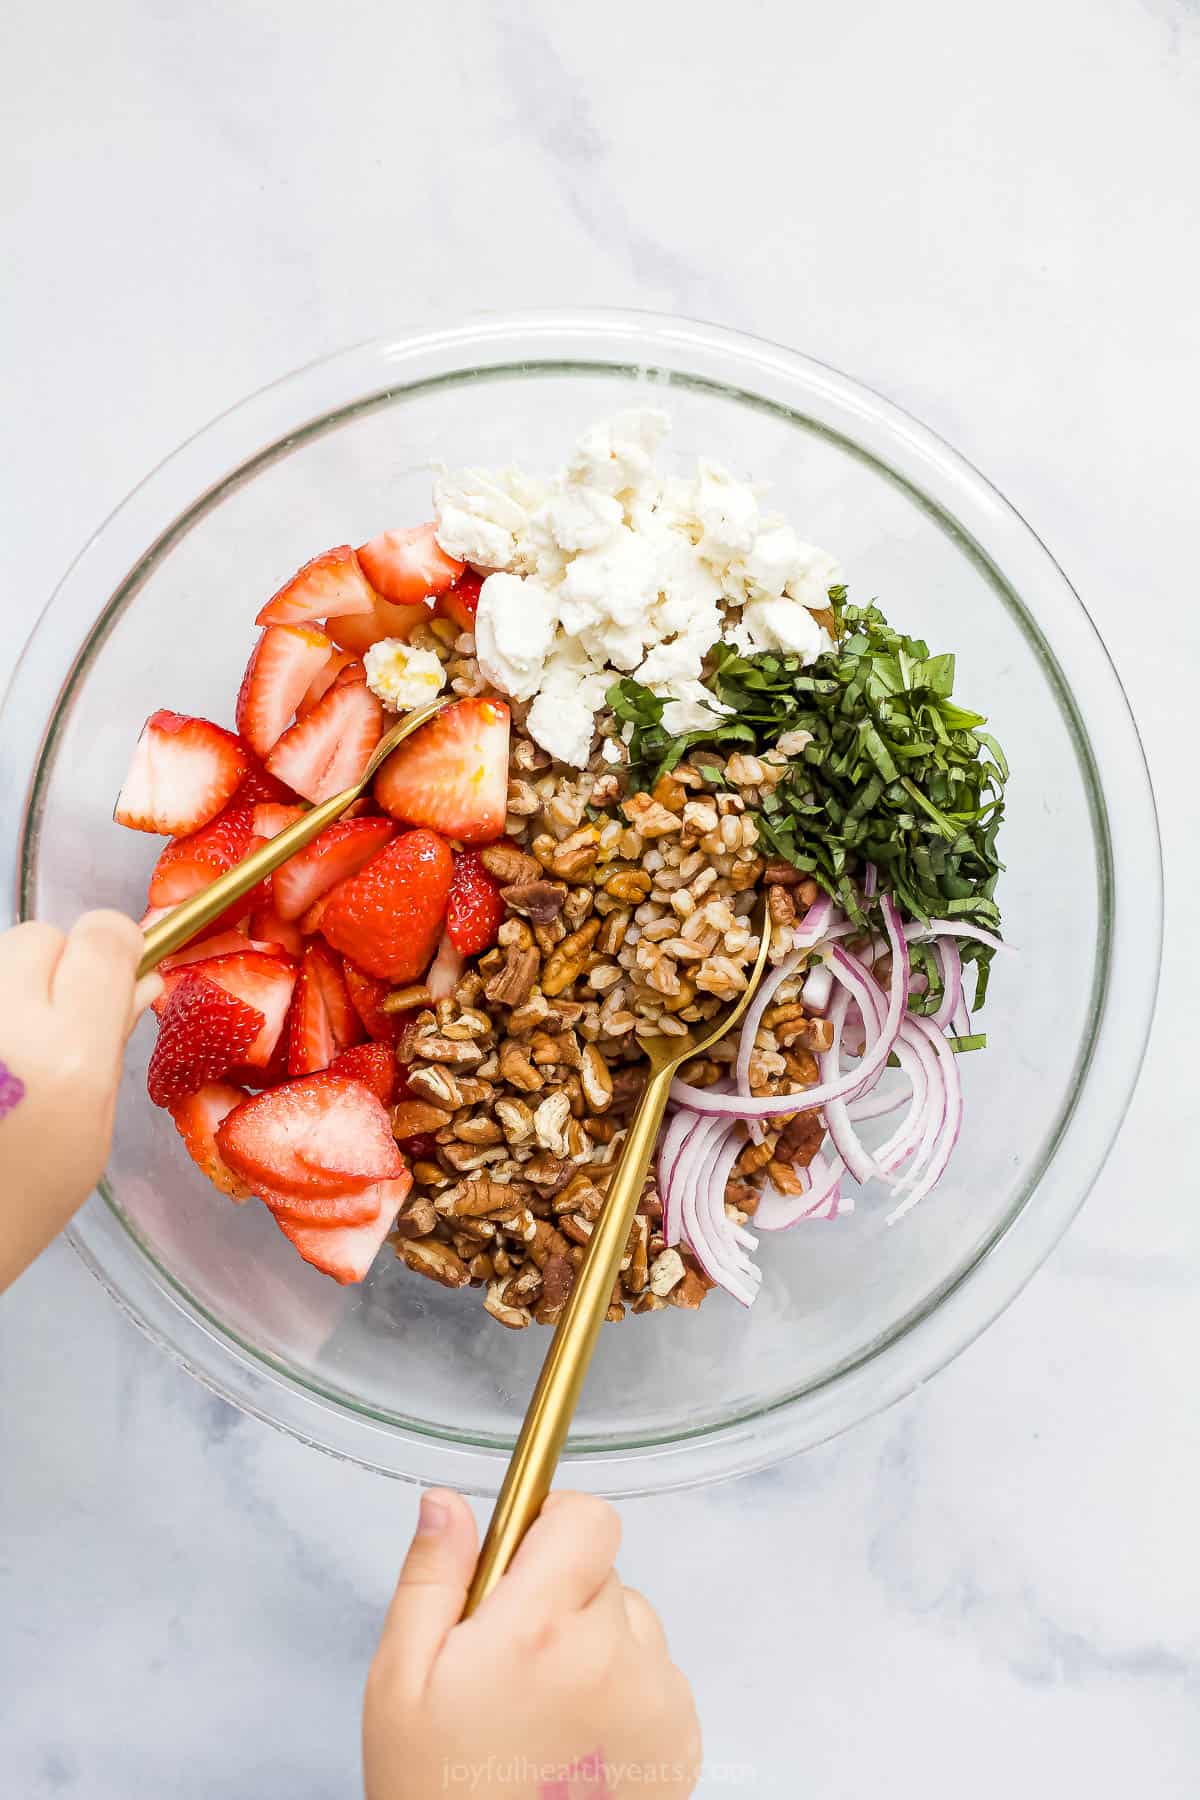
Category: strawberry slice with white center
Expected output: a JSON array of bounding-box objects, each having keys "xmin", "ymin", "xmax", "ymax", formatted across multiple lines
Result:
[
  {"xmin": 147, "ymin": 801, "xmax": 255, "ymax": 907},
  {"xmin": 272, "ymin": 1173, "xmax": 411, "ymax": 1284},
  {"xmin": 251, "ymin": 802, "xmax": 307, "ymax": 840},
  {"xmin": 115, "ymin": 711, "xmax": 248, "ymax": 836},
  {"xmin": 435, "ymin": 568, "xmax": 482, "ymax": 633},
  {"xmin": 179, "ymin": 950, "xmax": 297, "ymax": 1069},
  {"xmin": 255, "ymin": 546, "xmax": 377, "ymax": 627},
  {"xmin": 296, "ymin": 648, "xmax": 362, "ymax": 718},
  {"xmin": 272, "ymin": 815, "xmax": 394, "ymax": 921},
  {"xmin": 356, "ymin": 522, "xmax": 464, "ymax": 605},
  {"xmin": 287, "ymin": 940, "xmax": 364, "ymax": 1076},
  {"xmin": 247, "ymin": 898, "xmax": 305, "ymax": 959},
  {"xmin": 215, "ymin": 1072, "xmax": 405, "ymax": 1198},
  {"xmin": 168, "ymin": 1081, "xmax": 254, "ymax": 1200},
  {"xmin": 374, "ymin": 697, "xmax": 509, "ymax": 844},
  {"xmin": 236, "ymin": 624, "xmax": 332, "ymax": 759},
  {"xmin": 147, "ymin": 972, "xmax": 264, "ymax": 1108},
  {"xmin": 266, "ymin": 678, "xmax": 384, "ymax": 805},
  {"xmin": 327, "ymin": 598, "xmax": 430, "ymax": 657}
]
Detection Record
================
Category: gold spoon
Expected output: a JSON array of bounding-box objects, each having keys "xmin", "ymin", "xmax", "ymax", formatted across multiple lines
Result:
[
  {"xmin": 137, "ymin": 698, "xmax": 452, "ymax": 979},
  {"xmin": 463, "ymin": 902, "xmax": 772, "ymax": 1615}
]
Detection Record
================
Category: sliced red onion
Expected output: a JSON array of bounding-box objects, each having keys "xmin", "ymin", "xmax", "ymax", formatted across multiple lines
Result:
[
  {"xmin": 793, "ymin": 894, "xmax": 838, "ymax": 950},
  {"xmin": 658, "ymin": 1107, "xmax": 703, "ymax": 1246},
  {"xmin": 886, "ymin": 1015, "xmax": 963, "ymax": 1222},
  {"xmin": 681, "ymin": 1123, "xmax": 761, "ymax": 1306},
  {"xmin": 905, "ymin": 919, "xmax": 1012, "ymax": 954},
  {"xmin": 670, "ymin": 896, "xmax": 910, "ymax": 1120},
  {"xmin": 755, "ymin": 1152, "xmax": 847, "ymax": 1230},
  {"xmin": 820, "ymin": 986, "xmax": 882, "ymax": 1184},
  {"xmin": 847, "ymin": 1084, "xmax": 909, "ymax": 1123},
  {"xmin": 929, "ymin": 938, "xmax": 962, "ymax": 1031},
  {"xmin": 950, "ymin": 990, "xmax": 972, "ymax": 1036},
  {"xmin": 874, "ymin": 1020, "xmax": 940, "ymax": 1176},
  {"xmin": 863, "ymin": 862, "xmax": 878, "ymax": 898}
]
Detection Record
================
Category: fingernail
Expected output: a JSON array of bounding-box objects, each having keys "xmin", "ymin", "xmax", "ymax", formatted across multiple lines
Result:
[{"xmin": 418, "ymin": 1491, "xmax": 450, "ymax": 1534}]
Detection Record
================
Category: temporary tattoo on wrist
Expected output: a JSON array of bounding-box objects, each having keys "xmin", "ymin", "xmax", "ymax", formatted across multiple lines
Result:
[{"xmin": 0, "ymin": 1060, "xmax": 26, "ymax": 1122}]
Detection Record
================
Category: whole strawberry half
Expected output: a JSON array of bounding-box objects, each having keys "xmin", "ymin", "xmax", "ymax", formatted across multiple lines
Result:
[
  {"xmin": 147, "ymin": 801, "xmax": 256, "ymax": 908},
  {"xmin": 164, "ymin": 950, "xmax": 297, "ymax": 1069},
  {"xmin": 255, "ymin": 545, "xmax": 377, "ymax": 628},
  {"xmin": 356, "ymin": 522, "xmax": 463, "ymax": 604},
  {"xmin": 320, "ymin": 828, "xmax": 453, "ymax": 984},
  {"xmin": 374, "ymin": 697, "xmax": 510, "ymax": 845},
  {"xmin": 215, "ymin": 1072, "xmax": 405, "ymax": 1197},
  {"xmin": 115, "ymin": 711, "xmax": 248, "ymax": 837},
  {"xmin": 445, "ymin": 850, "xmax": 506, "ymax": 955},
  {"xmin": 168, "ymin": 1081, "xmax": 253, "ymax": 1200},
  {"xmin": 236, "ymin": 624, "xmax": 332, "ymax": 759},
  {"xmin": 148, "ymin": 972, "xmax": 264, "ymax": 1108},
  {"xmin": 272, "ymin": 815, "xmax": 394, "ymax": 921}
]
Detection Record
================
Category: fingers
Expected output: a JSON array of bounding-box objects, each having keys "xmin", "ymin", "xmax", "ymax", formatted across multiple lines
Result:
[
  {"xmin": 377, "ymin": 1489, "xmax": 479, "ymax": 1696},
  {"xmin": 128, "ymin": 972, "xmax": 164, "ymax": 1037},
  {"xmin": 622, "ymin": 1585, "xmax": 669, "ymax": 1655},
  {"xmin": 51, "ymin": 912, "xmax": 144, "ymax": 1064},
  {"xmin": 483, "ymin": 1492, "xmax": 620, "ymax": 1633},
  {"xmin": 0, "ymin": 921, "xmax": 67, "ymax": 998}
]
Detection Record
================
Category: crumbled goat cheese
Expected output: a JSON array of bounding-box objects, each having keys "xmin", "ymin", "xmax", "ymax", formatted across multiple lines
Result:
[
  {"xmin": 429, "ymin": 410, "xmax": 840, "ymax": 766},
  {"xmin": 363, "ymin": 640, "xmax": 447, "ymax": 711}
]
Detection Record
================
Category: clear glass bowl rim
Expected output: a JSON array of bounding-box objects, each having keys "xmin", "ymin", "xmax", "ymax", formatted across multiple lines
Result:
[{"xmin": 0, "ymin": 308, "xmax": 1163, "ymax": 1495}]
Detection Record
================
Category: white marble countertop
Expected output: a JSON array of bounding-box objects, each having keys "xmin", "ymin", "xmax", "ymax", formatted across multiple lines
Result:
[{"xmin": 3, "ymin": 2, "xmax": 1197, "ymax": 1793}]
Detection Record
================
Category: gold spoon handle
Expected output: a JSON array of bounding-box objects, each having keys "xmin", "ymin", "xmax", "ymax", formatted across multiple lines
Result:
[
  {"xmin": 462, "ymin": 1060, "xmax": 676, "ymax": 1616},
  {"xmin": 137, "ymin": 787, "xmax": 358, "ymax": 978}
]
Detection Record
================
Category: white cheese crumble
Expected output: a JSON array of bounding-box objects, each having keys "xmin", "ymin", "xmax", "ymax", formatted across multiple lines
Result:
[
  {"xmin": 363, "ymin": 640, "xmax": 447, "ymax": 711},
  {"xmin": 432, "ymin": 411, "xmax": 842, "ymax": 767}
]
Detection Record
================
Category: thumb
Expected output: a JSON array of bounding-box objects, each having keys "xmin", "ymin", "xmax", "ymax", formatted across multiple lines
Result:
[{"xmin": 377, "ymin": 1489, "xmax": 479, "ymax": 1694}]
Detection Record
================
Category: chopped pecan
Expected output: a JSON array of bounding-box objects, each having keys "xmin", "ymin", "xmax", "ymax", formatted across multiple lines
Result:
[
  {"xmin": 383, "ymin": 983, "xmax": 433, "ymax": 1013},
  {"xmin": 542, "ymin": 917, "xmax": 602, "ymax": 997},
  {"xmin": 411, "ymin": 1032, "xmax": 485, "ymax": 1067},
  {"xmin": 766, "ymin": 1159, "xmax": 807, "ymax": 1195},
  {"xmin": 522, "ymin": 1150, "xmax": 571, "ymax": 1188},
  {"xmin": 483, "ymin": 943, "xmax": 540, "ymax": 1008},
  {"xmin": 558, "ymin": 1213, "xmax": 593, "ymax": 1247},
  {"xmin": 480, "ymin": 842, "xmax": 541, "ymax": 886},
  {"xmin": 396, "ymin": 1238, "xmax": 470, "ymax": 1288},
  {"xmin": 552, "ymin": 1171, "xmax": 604, "ymax": 1221},
  {"xmin": 495, "ymin": 1095, "xmax": 536, "ymax": 1143},
  {"xmin": 392, "ymin": 1196, "xmax": 438, "ymax": 1239},
  {"xmin": 541, "ymin": 1251, "xmax": 575, "ymax": 1310},
  {"xmin": 623, "ymin": 1214, "xmax": 650, "ymax": 1294},
  {"xmin": 651, "ymin": 771, "xmax": 687, "ymax": 813},
  {"xmin": 526, "ymin": 1217, "xmax": 571, "ymax": 1267},
  {"xmin": 502, "ymin": 1265, "xmax": 544, "ymax": 1308},
  {"xmin": 549, "ymin": 827, "xmax": 599, "ymax": 881},
  {"xmin": 411, "ymin": 1159, "xmax": 449, "ymax": 1187},
  {"xmin": 391, "ymin": 1099, "xmax": 454, "ymax": 1138},
  {"xmin": 483, "ymin": 1280, "xmax": 532, "ymax": 1328},
  {"xmin": 438, "ymin": 1140, "xmax": 508, "ymax": 1172},
  {"xmin": 648, "ymin": 1247, "xmax": 686, "ymax": 1297},
  {"xmin": 604, "ymin": 868, "xmax": 651, "ymax": 903},
  {"xmin": 533, "ymin": 917, "xmax": 567, "ymax": 955},
  {"xmin": 501, "ymin": 880, "xmax": 567, "ymax": 924},
  {"xmin": 667, "ymin": 1269, "xmax": 708, "ymax": 1309},
  {"xmin": 532, "ymin": 1090, "xmax": 572, "ymax": 1156},
  {"xmin": 605, "ymin": 1301, "xmax": 626, "ymax": 1323},
  {"xmin": 562, "ymin": 887, "xmax": 594, "ymax": 931},
  {"xmin": 608, "ymin": 1066, "xmax": 646, "ymax": 1112},
  {"xmin": 406, "ymin": 1065, "xmax": 464, "ymax": 1108},
  {"xmin": 497, "ymin": 1041, "xmax": 543, "ymax": 1093},
  {"xmin": 767, "ymin": 884, "xmax": 796, "ymax": 928},
  {"xmin": 454, "ymin": 1114, "xmax": 504, "ymax": 1146},
  {"xmin": 620, "ymin": 792, "xmax": 682, "ymax": 838},
  {"xmin": 449, "ymin": 1176, "xmax": 527, "ymax": 1218},
  {"xmin": 531, "ymin": 1029, "xmax": 581, "ymax": 1068},
  {"xmin": 596, "ymin": 906, "xmax": 632, "ymax": 958},
  {"xmin": 631, "ymin": 1291, "xmax": 666, "ymax": 1314}
]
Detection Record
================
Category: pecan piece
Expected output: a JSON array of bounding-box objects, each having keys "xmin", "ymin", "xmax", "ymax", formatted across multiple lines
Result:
[
  {"xmin": 483, "ymin": 1280, "xmax": 532, "ymax": 1328},
  {"xmin": 500, "ymin": 880, "xmax": 567, "ymax": 924},
  {"xmin": 449, "ymin": 1176, "xmax": 527, "ymax": 1218},
  {"xmin": 406, "ymin": 1065, "xmax": 464, "ymax": 1108},
  {"xmin": 383, "ymin": 983, "xmax": 433, "ymax": 1013},
  {"xmin": 532, "ymin": 1090, "xmax": 572, "ymax": 1156},
  {"xmin": 411, "ymin": 1032, "xmax": 485, "ymax": 1067},
  {"xmin": 648, "ymin": 1247, "xmax": 686, "ymax": 1297},
  {"xmin": 479, "ymin": 842, "xmax": 541, "ymax": 886},
  {"xmin": 392, "ymin": 1196, "xmax": 438, "ymax": 1239},
  {"xmin": 541, "ymin": 1251, "xmax": 575, "ymax": 1310},
  {"xmin": 531, "ymin": 1029, "xmax": 581, "ymax": 1068},
  {"xmin": 620, "ymin": 792, "xmax": 682, "ymax": 838},
  {"xmin": 483, "ymin": 944, "xmax": 540, "ymax": 1009},
  {"xmin": 497, "ymin": 1042, "xmax": 543, "ymax": 1093},
  {"xmin": 391, "ymin": 1099, "xmax": 454, "ymax": 1138},
  {"xmin": 542, "ymin": 917, "xmax": 602, "ymax": 997},
  {"xmin": 396, "ymin": 1238, "xmax": 470, "ymax": 1288}
]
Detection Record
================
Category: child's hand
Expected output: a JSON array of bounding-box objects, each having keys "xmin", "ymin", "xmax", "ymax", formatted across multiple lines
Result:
[
  {"xmin": 364, "ymin": 1490, "xmax": 701, "ymax": 1798},
  {"xmin": 0, "ymin": 911, "xmax": 160, "ymax": 1291}
]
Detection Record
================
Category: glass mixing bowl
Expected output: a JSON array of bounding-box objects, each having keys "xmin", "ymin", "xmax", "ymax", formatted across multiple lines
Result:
[{"xmin": 0, "ymin": 311, "xmax": 1161, "ymax": 1494}]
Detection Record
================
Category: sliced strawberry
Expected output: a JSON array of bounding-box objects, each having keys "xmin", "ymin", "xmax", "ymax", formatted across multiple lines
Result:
[
  {"xmin": 226, "ymin": 1018, "xmax": 291, "ymax": 1090},
  {"xmin": 272, "ymin": 816, "xmax": 394, "ymax": 921},
  {"xmin": 236, "ymin": 750, "xmax": 298, "ymax": 805},
  {"xmin": 255, "ymin": 1174, "xmax": 388, "ymax": 1228},
  {"xmin": 445, "ymin": 851, "xmax": 505, "ymax": 955},
  {"xmin": 266, "ymin": 678, "xmax": 384, "ymax": 805},
  {"xmin": 435, "ymin": 568, "xmax": 482, "ymax": 633},
  {"xmin": 342, "ymin": 959, "xmax": 400, "ymax": 1042},
  {"xmin": 374, "ymin": 697, "xmax": 509, "ymax": 845},
  {"xmin": 255, "ymin": 546, "xmax": 377, "ymax": 628},
  {"xmin": 327, "ymin": 1042, "xmax": 396, "ymax": 1105},
  {"xmin": 236, "ymin": 625, "xmax": 331, "ymax": 758},
  {"xmin": 168, "ymin": 1081, "xmax": 254, "ymax": 1201},
  {"xmin": 147, "ymin": 972, "xmax": 263, "ymax": 1108},
  {"xmin": 248, "ymin": 898, "xmax": 305, "ymax": 959},
  {"xmin": 287, "ymin": 941, "xmax": 363, "ymax": 1076},
  {"xmin": 356, "ymin": 523, "xmax": 464, "ymax": 605},
  {"xmin": 327, "ymin": 597, "xmax": 430, "ymax": 656},
  {"xmin": 272, "ymin": 1173, "xmax": 411, "ymax": 1284},
  {"xmin": 426, "ymin": 929, "xmax": 466, "ymax": 1000},
  {"xmin": 147, "ymin": 801, "xmax": 255, "ymax": 907},
  {"xmin": 158, "ymin": 928, "xmax": 256, "ymax": 977},
  {"xmin": 320, "ymin": 828, "xmax": 453, "ymax": 983},
  {"xmin": 180, "ymin": 950, "xmax": 297, "ymax": 1069},
  {"xmin": 252, "ymin": 802, "xmax": 307, "ymax": 840},
  {"xmin": 115, "ymin": 711, "xmax": 248, "ymax": 836},
  {"xmin": 296, "ymin": 648, "xmax": 361, "ymax": 718},
  {"xmin": 215, "ymin": 1073, "xmax": 405, "ymax": 1197}
]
